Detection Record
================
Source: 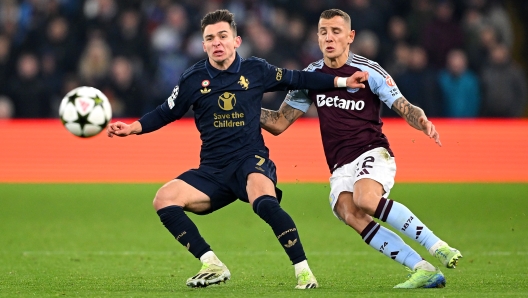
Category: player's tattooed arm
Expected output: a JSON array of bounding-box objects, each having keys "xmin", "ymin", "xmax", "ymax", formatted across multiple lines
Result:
[
  {"xmin": 392, "ymin": 96, "xmax": 442, "ymax": 146},
  {"xmin": 391, "ymin": 96, "xmax": 425, "ymax": 130},
  {"xmin": 260, "ymin": 103, "xmax": 304, "ymax": 136}
]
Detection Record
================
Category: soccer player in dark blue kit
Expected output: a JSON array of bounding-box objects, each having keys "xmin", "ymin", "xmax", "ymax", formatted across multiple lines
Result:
[{"xmin": 107, "ymin": 9, "xmax": 367, "ymax": 289}]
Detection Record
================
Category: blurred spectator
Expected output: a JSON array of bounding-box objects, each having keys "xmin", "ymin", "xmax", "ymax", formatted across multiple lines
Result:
[
  {"xmin": 0, "ymin": 34, "xmax": 14, "ymax": 95},
  {"xmin": 351, "ymin": 30, "xmax": 381, "ymax": 61},
  {"xmin": 0, "ymin": 0, "xmax": 25, "ymax": 47},
  {"xmin": 246, "ymin": 21, "xmax": 279, "ymax": 64},
  {"xmin": 108, "ymin": 8, "xmax": 155, "ymax": 78},
  {"xmin": 78, "ymin": 36, "xmax": 112, "ymax": 90},
  {"xmin": 406, "ymin": 0, "xmax": 435, "ymax": 45},
  {"xmin": 462, "ymin": 7, "xmax": 488, "ymax": 72},
  {"xmin": 39, "ymin": 16, "xmax": 81, "ymax": 74},
  {"xmin": 41, "ymin": 51, "xmax": 64, "ymax": 111},
  {"xmin": 421, "ymin": 0, "xmax": 464, "ymax": 68},
  {"xmin": 0, "ymin": 95, "xmax": 14, "ymax": 119},
  {"xmin": 7, "ymin": 52, "xmax": 52, "ymax": 118},
  {"xmin": 480, "ymin": 44, "xmax": 528, "ymax": 117},
  {"xmin": 388, "ymin": 46, "xmax": 442, "ymax": 117},
  {"xmin": 383, "ymin": 42, "xmax": 411, "ymax": 78},
  {"xmin": 83, "ymin": 0, "xmax": 118, "ymax": 37},
  {"xmin": 61, "ymin": 74, "xmax": 81, "ymax": 99},
  {"xmin": 466, "ymin": 0, "xmax": 513, "ymax": 48},
  {"xmin": 380, "ymin": 16, "xmax": 410, "ymax": 67},
  {"xmin": 104, "ymin": 56, "xmax": 149, "ymax": 117},
  {"xmin": 343, "ymin": 0, "xmax": 385, "ymax": 38},
  {"xmin": 438, "ymin": 49, "xmax": 481, "ymax": 117},
  {"xmin": 150, "ymin": 3, "xmax": 190, "ymax": 103}
]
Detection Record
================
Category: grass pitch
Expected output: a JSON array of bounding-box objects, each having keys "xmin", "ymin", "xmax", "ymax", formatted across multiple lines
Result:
[{"xmin": 1, "ymin": 183, "xmax": 527, "ymax": 297}]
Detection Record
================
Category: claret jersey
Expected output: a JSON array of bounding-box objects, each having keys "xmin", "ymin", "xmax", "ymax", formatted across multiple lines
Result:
[
  {"xmin": 138, "ymin": 53, "xmax": 335, "ymax": 167},
  {"xmin": 285, "ymin": 53, "xmax": 401, "ymax": 173}
]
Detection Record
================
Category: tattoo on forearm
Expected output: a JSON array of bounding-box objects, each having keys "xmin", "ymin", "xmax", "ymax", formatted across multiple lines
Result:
[
  {"xmin": 260, "ymin": 109, "xmax": 280, "ymax": 125},
  {"xmin": 281, "ymin": 105, "xmax": 298, "ymax": 124},
  {"xmin": 392, "ymin": 97, "xmax": 423, "ymax": 129}
]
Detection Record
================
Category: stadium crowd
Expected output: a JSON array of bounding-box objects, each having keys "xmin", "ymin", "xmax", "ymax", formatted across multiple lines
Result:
[{"xmin": 0, "ymin": 0, "xmax": 526, "ymax": 119}]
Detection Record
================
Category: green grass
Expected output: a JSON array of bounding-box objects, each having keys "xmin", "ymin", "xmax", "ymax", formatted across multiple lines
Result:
[{"xmin": 1, "ymin": 183, "xmax": 527, "ymax": 297}]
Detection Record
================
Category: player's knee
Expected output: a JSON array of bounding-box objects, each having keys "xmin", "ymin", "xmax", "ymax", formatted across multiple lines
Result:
[
  {"xmin": 352, "ymin": 192, "xmax": 378, "ymax": 215},
  {"xmin": 252, "ymin": 195, "xmax": 280, "ymax": 222},
  {"xmin": 153, "ymin": 185, "xmax": 183, "ymax": 210}
]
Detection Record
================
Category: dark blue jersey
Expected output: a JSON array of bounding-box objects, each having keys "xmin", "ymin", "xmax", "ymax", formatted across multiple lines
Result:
[{"xmin": 139, "ymin": 53, "xmax": 336, "ymax": 167}]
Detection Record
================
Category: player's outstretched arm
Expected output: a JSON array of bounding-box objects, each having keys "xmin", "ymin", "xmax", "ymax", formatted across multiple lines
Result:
[
  {"xmin": 261, "ymin": 103, "xmax": 305, "ymax": 136},
  {"xmin": 391, "ymin": 97, "xmax": 442, "ymax": 147},
  {"xmin": 107, "ymin": 121, "xmax": 143, "ymax": 138}
]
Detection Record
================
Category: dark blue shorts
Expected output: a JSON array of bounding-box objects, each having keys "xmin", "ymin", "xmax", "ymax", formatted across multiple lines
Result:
[{"xmin": 177, "ymin": 154, "xmax": 283, "ymax": 215}]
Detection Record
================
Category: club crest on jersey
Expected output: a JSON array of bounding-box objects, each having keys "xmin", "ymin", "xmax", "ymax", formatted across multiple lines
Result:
[
  {"xmin": 201, "ymin": 80, "xmax": 211, "ymax": 94},
  {"xmin": 167, "ymin": 85, "xmax": 179, "ymax": 109},
  {"xmin": 238, "ymin": 75, "xmax": 249, "ymax": 90},
  {"xmin": 346, "ymin": 87, "xmax": 360, "ymax": 93},
  {"xmin": 385, "ymin": 75, "xmax": 395, "ymax": 87},
  {"xmin": 218, "ymin": 92, "xmax": 236, "ymax": 111}
]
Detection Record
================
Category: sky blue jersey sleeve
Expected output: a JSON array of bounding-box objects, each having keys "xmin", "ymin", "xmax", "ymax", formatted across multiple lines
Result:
[
  {"xmin": 284, "ymin": 89, "xmax": 311, "ymax": 113},
  {"xmin": 366, "ymin": 63, "xmax": 401, "ymax": 109}
]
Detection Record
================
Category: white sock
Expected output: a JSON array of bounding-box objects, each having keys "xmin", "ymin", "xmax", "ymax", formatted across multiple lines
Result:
[
  {"xmin": 413, "ymin": 260, "xmax": 436, "ymax": 271},
  {"xmin": 428, "ymin": 240, "xmax": 447, "ymax": 256},
  {"xmin": 293, "ymin": 260, "xmax": 310, "ymax": 276},
  {"xmin": 200, "ymin": 251, "xmax": 224, "ymax": 266}
]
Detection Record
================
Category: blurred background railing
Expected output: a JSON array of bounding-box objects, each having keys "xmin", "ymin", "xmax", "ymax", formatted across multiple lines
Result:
[{"xmin": 0, "ymin": 0, "xmax": 526, "ymax": 120}]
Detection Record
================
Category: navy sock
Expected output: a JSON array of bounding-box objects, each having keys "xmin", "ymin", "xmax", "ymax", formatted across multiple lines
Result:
[
  {"xmin": 157, "ymin": 205, "xmax": 211, "ymax": 259},
  {"xmin": 253, "ymin": 195, "xmax": 306, "ymax": 264}
]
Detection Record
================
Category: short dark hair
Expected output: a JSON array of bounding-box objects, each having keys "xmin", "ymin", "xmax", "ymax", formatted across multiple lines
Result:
[
  {"xmin": 320, "ymin": 9, "xmax": 352, "ymax": 29},
  {"xmin": 201, "ymin": 9, "xmax": 237, "ymax": 35}
]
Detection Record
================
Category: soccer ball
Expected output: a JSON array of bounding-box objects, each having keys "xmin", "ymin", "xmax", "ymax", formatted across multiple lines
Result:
[{"xmin": 59, "ymin": 86, "xmax": 112, "ymax": 138}]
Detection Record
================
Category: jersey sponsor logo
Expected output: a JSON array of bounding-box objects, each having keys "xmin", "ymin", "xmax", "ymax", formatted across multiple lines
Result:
[
  {"xmin": 275, "ymin": 68, "xmax": 283, "ymax": 81},
  {"xmin": 316, "ymin": 94, "xmax": 365, "ymax": 111},
  {"xmin": 218, "ymin": 92, "xmax": 236, "ymax": 111},
  {"xmin": 238, "ymin": 75, "xmax": 249, "ymax": 90},
  {"xmin": 385, "ymin": 75, "xmax": 395, "ymax": 87},
  {"xmin": 214, "ymin": 92, "xmax": 245, "ymax": 128},
  {"xmin": 167, "ymin": 85, "xmax": 179, "ymax": 109}
]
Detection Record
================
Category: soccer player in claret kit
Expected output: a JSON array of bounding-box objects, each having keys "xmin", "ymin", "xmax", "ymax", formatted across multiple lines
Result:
[
  {"xmin": 260, "ymin": 9, "xmax": 462, "ymax": 289},
  {"xmin": 107, "ymin": 9, "xmax": 366, "ymax": 289}
]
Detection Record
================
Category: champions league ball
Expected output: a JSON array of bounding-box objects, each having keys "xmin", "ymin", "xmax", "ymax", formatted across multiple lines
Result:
[{"xmin": 59, "ymin": 86, "xmax": 112, "ymax": 138}]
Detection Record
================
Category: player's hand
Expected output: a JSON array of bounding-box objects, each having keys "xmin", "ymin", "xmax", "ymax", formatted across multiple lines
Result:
[
  {"xmin": 346, "ymin": 71, "xmax": 369, "ymax": 89},
  {"xmin": 419, "ymin": 116, "xmax": 442, "ymax": 147},
  {"xmin": 107, "ymin": 121, "xmax": 132, "ymax": 138}
]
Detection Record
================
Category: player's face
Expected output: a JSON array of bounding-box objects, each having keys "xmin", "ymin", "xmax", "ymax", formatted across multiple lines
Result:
[
  {"xmin": 318, "ymin": 16, "xmax": 354, "ymax": 64},
  {"xmin": 202, "ymin": 22, "xmax": 241, "ymax": 70}
]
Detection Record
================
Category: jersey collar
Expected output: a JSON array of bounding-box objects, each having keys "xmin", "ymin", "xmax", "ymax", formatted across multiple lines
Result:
[{"xmin": 205, "ymin": 53, "xmax": 242, "ymax": 78}]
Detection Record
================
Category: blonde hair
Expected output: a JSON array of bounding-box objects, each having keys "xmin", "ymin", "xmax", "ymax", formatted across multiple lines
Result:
[{"xmin": 78, "ymin": 37, "xmax": 112, "ymax": 83}]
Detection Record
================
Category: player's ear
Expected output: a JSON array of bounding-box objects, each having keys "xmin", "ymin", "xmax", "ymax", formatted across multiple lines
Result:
[
  {"xmin": 202, "ymin": 41, "xmax": 206, "ymax": 52},
  {"xmin": 234, "ymin": 36, "xmax": 242, "ymax": 49},
  {"xmin": 348, "ymin": 30, "xmax": 355, "ymax": 45}
]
